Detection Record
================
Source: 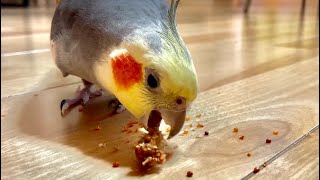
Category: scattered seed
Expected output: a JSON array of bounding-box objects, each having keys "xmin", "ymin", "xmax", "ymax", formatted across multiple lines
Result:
[
  {"xmin": 266, "ymin": 139, "xmax": 272, "ymax": 144},
  {"xmin": 233, "ymin": 128, "xmax": 239, "ymax": 133},
  {"xmin": 189, "ymin": 124, "xmax": 193, "ymax": 128},
  {"xmin": 247, "ymin": 153, "xmax": 251, "ymax": 157},
  {"xmin": 196, "ymin": 123, "xmax": 204, "ymax": 128},
  {"xmin": 127, "ymin": 129, "xmax": 132, "ymax": 133},
  {"xmin": 186, "ymin": 171, "xmax": 193, "ymax": 177},
  {"xmin": 98, "ymin": 143, "xmax": 106, "ymax": 147},
  {"xmin": 112, "ymin": 162, "xmax": 120, "ymax": 168},
  {"xmin": 239, "ymin": 135, "xmax": 244, "ymax": 140},
  {"xmin": 273, "ymin": 131, "xmax": 278, "ymax": 135},
  {"xmin": 112, "ymin": 146, "xmax": 120, "ymax": 152},
  {"xmin": 253, "ymin": 167, "xmax": 260, "ymax": 174},
  {"xmin": 183, "ymin": 130, "xmax": 189, "ymax": 135},
  {"xmin": 196, "ymin": 114, "xmax": 202, "ymax": 118},
  {"xmin": 185, "ymin": 117, "xmax": 191, "ymax": 121},
  {"xmin": 143, "ymin": 135, "xmax": 152, "ymax": 143},
  {"xmin": 94, "ymin": 126, "xmax": 101, "ymax": 131},
  {"xmin": 204, "ymin": 131, "xmax": 209, "ymax": 136},
  {"xmin": 121, "ymin": 127, "xmax": 128, "ymax": 132}
]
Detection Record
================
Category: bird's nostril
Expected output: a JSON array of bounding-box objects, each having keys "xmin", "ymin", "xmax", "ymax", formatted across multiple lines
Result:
[{"xmin": 176, "ymin": 98, "xmax": 184, "ymax": 105}]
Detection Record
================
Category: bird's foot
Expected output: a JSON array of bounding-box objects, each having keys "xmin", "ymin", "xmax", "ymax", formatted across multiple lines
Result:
[
  {"xmin": 60, "ymin": 85, "xmax": 103, "ymax": 114},
  {"xmin": 109, "ymin": 98, "xmax": 126, "ymax": 113}
]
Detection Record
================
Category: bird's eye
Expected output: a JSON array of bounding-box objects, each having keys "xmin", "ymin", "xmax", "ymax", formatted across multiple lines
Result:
[{"xmin": 147, "ymin": 74, "xmax": 158, "ymax": 88}]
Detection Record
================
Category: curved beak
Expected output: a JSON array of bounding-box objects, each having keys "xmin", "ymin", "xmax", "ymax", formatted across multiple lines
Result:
[{"xmin": 160, "ymin": 109, "xmax": 186, "ymax": 139}]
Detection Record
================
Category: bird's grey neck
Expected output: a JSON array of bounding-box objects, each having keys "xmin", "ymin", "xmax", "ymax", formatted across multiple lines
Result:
[{"xmin": 124, "ymin": 24, "xmax": 165, "ymax": 54}]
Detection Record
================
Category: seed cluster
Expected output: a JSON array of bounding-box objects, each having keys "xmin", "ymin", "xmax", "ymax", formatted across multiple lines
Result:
[{"xmin": 135, "ymin": 130, "xmax": 166, "ymax": 169}]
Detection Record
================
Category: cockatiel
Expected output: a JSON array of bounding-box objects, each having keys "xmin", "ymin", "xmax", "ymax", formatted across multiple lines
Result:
[{"xmin": 51, "ymin": 0, "xmax": 198, "ymax": 138}]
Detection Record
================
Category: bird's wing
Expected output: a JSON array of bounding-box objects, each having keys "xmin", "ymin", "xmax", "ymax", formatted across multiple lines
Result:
[{"xmin": 50, "ymin": 0, "xmax": 168, "ymax": 82}]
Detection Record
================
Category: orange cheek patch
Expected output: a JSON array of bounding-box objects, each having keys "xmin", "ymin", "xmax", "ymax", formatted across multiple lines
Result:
[{"xmin": 111, "ymin": 52, "xmax": 143, "ymax": 90}]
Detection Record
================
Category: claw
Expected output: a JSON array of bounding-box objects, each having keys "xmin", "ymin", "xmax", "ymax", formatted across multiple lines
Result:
[
  {"xmin": 116, "ymin": 104, "xmax": 126, "ymax": 113},
  {"xmin": 108, "ymin": 99, "xmax": 126, "ymax": 113},
  {"xmin": 60, "ymin": 80, "xmax": 102, "ymax": 116},
  {"xmin": 109, "ymin": 99, "xmax": 119, "ymax": 107},
  {"xmin": 60, "ymin": 99, "xmax": 66, "ymax": 112}
]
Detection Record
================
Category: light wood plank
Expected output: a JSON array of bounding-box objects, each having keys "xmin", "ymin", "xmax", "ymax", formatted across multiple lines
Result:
[
  {"xmin": 251, "ymin": 130, "xmax": 319, "ymax": 180},
  {"xmin": 1, "ymin": 53, "xmax": 80, "ymax": 99},
  {"xmin": 1, "ymin": 57, "xmax": 318, "ymax": 179}
]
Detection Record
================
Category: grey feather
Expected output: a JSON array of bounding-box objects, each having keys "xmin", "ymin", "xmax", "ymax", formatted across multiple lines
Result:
[{"xmin": 50, "ymin": 0, "xmax": 183, "ymax": 83}]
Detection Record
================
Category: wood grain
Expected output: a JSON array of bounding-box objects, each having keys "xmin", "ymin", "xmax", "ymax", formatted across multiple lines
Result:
[
  {"xmin": 252, "ymin": 130, "xmax": 319, "ymax": 180},
  {"xmin": 1, "ymin": 57, "xmax": 318, "ymax": 179},
  {"xmin": 1, "ymin": 53, "xmax": 80, "ymax": 99}
]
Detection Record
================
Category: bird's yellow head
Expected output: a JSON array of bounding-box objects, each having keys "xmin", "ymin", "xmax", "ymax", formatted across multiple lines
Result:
[
  {"xmin": 95, "ymin": 0, "xmax": 198, "ymax": 138},
  {"xmin": 108, "ymin": 41, "xmax": 198, "ymax": 137}
]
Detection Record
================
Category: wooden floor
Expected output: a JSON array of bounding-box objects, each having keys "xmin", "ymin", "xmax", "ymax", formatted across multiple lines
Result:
[{"xmin": 1, "ymin": 0, "xmax": 319, "ymax": 179}]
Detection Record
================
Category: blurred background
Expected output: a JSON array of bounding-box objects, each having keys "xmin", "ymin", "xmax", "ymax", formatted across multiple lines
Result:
[{"xmin": 1, "ymin": 0, "xmax": 319, "ymax": 98}]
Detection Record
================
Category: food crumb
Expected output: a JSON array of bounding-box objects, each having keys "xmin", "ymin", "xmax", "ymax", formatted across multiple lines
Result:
[
  {"xmin": 143, "ymin": 135, "xmax": 152, "ymax": 143},
  {"xmin": 78, "ymin": 105, "xmax": 83, "ymax": 112},
  {"xmin": 94, "ymin": 126, "xmax": 101, "ymax": 131},
  {"xmin": 273, "ymin": 131, "xmax": 278, "ymax": 135},
  {"xmin": 189, "ymin": 124, "xmax": 193, "ymax": 128},
  {"xmin": 196, "ymin": 123, "xmax": 204, "ymax": 128},
  {"xmin": 121, "ymin": 127, "xmax": 128, "ymax": 132},
  {"xmin": 196, "ymin": 114, "xmax": 202, "ymax": 118},
  {"xmin": 266, "ymin": 139, "xmax": 272, "ymax": 144},
  {"xmin": 127, "ymin": 129, "xmax": 133, "ymax": 133},
  {"xmin": 112, "ymin": 162, "xmax": 120, "ymax": 168},
  {"xmin": 186, "ymin": 171, "xmax": 193, "ymax": 177},
  {"xmin": 166, "ymin": 127, "xmax": 171, "ymax": 132},
  {"xmin": 112, "ymin": 146, "xmax": 120, "ymax": 152},
  {"xmin": 183, "ymin": 130, "xmax": 189, "ymax": 135},
  {"xmin": 98, "ymin": 143, "xmax": 106, "ymax": 147},
  {"xmin": 233, "ymin": 128, "xmax": 239, "ymax": 133},
  {"xmin": 247, "ymin": 153, "xmax": 251, "ymax": 157},
  {"xmin": 185, "ymin": 117, "xmax": 191, "ymax": 121},
  {"xmin": 204, "ymin": 131, "xmax": 209, "ymax": 136},
  {"xmin": 239, "ymin": 135, "xmax": 244, "ymax": 140},
  {"xmin": 253, "ymin": 167, "xmax": 260, "ymax": 174}
]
